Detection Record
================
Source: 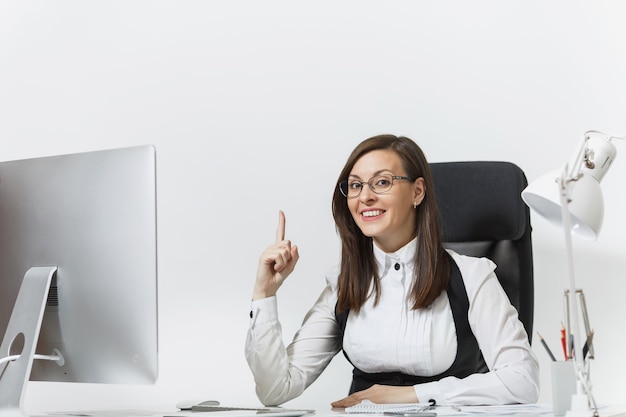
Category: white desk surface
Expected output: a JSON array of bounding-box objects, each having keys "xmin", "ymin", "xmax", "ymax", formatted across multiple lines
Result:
[{"xmin": 33, "ymin": 404, "xmax": 626, "ymax": 417}]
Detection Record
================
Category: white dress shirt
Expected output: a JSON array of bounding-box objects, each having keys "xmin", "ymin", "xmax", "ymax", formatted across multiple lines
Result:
[{"xmin": 245, "ymin": 240, "xmax": 539, "ymax": 406}]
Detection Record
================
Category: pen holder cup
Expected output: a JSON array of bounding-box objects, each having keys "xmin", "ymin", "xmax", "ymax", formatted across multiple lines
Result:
[{"xmin": 551, "ymin": 361, "xmax": 577, "ymax": 416}]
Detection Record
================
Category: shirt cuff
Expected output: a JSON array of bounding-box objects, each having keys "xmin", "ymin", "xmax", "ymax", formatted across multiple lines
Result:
[
  {"xmin": 250, "ymin": 296, "xmax": 279, "ymax": 326},
  {"xmin": 414, "ymin": 382, "xmax": 444, "ymax": 406}
]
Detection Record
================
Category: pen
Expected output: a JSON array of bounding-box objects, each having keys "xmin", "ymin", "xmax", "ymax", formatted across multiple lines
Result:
[
  {"xmin": 537, "ymin": 332, "xmax": 557, "ymax": 361},
  {"xmin": 560, "ymin": 325, "xmax": 568, "ymax": 360}
]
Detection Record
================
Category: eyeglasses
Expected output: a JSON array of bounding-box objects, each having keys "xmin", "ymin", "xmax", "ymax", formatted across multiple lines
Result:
[{"xmin": 338, "ymin": 174, "xmax": 414, "ymax": 198}]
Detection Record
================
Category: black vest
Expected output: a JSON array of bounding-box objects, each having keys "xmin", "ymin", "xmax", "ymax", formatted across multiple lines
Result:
[{"xmin": 335, "ymin": 256, "xmax": 488, "ymax": 394}]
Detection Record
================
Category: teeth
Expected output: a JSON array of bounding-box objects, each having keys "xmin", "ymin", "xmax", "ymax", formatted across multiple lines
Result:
[{"xmin": 363, "ymin": 210, "xmax": 383, "ymax": 217}]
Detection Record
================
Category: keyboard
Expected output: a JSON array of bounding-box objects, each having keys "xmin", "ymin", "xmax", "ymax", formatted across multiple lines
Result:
[{"xmin": 345, "ymin": 400, "xmax": 434, "ymax": 414}]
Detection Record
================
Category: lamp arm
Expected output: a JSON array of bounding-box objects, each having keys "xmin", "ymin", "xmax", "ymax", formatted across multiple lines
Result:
[
  {"xmin": 585, "ymin": 130, "xmax": 626, "ymax": 142},
  {"xmin": 565, "ymin": 136, "xmax": 589, "ymax": 182},
  {"xmin": 557, "ymin": 172, "xmax": 599, "ymax": 416},
  {"xmin": 557, "ymin": 175, "xmax": 584, "ymax": 366}
]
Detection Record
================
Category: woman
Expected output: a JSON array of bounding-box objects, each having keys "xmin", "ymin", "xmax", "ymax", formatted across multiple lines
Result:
[{"xmin": 245, "ymin": 134, "xmax": 539, "ymax": 407}]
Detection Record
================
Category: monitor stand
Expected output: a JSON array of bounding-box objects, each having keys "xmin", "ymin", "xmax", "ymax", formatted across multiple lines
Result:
[{"xmin": 0, "ymin": 266, "xmax": 58, "ymax": 417}]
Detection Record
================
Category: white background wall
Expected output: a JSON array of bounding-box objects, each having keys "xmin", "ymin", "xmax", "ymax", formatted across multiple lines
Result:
[{"xmin": 1, "ymin": 0, "xmax": 625, "ymax": 413}]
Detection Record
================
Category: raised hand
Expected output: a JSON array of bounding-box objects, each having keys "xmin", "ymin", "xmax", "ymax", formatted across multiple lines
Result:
[{"xmin": 252, "ymin": 210, "xmax": 300, "ymax": 300}]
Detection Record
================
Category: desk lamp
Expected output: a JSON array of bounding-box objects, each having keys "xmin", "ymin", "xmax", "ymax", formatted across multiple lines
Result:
[{"xmin": 521, "ymin": 130, "xmax": 623, "ymax": 417}]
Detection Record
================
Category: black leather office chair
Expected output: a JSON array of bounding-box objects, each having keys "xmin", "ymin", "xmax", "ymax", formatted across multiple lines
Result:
[{"xmin": 430, "ymin": 161, "xmax": 534, "ymax": 342}]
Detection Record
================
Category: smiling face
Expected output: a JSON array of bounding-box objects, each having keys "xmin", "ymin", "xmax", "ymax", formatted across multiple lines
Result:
[{"xmin": 347, "ymin": 149, "xmax": 425, "ymax": 253}]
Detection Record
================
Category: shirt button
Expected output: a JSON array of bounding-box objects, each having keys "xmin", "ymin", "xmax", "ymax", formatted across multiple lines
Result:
[{"xmin": 394, "ymin": 263, "xmax": 400, "ymax": 271}]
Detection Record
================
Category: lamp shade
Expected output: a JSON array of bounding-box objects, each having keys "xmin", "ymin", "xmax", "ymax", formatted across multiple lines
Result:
[
  {"xmin": 521, "ymin": 170, "xmax": 603, "ymax": 241},
  {"xmin": 521, "ymin": 133, "xmax": 617, "ymax": 241}
]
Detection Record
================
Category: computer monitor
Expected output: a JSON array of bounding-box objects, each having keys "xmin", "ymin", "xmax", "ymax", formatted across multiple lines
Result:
[{"xmin": 0, "ymin": 145, "xmax": 158, "ymax": 416}]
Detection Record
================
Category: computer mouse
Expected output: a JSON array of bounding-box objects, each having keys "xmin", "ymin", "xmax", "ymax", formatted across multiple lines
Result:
[{"xmin": 176, "ymin": 399, "xmax": 220, "ymax": 410}]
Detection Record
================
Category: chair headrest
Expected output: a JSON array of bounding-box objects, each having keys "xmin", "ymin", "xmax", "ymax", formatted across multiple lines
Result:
[{"xmin": 430, "ymin": 161, "xmax": 530, "ymax": 242}]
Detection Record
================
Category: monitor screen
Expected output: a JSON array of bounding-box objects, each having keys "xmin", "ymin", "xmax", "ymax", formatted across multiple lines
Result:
[{"xmin": 0, "ymin": 145, "xmax": 158, "ymax": 397}]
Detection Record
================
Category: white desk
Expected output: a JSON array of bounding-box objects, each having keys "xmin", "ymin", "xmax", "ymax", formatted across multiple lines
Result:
[{"xmin": 32, "ymin": 404, "xmax": 626, "ymax": 417}]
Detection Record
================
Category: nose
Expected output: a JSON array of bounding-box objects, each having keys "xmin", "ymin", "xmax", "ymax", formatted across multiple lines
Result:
[{"xmin": 358, "ymin": 183, "xmax": 377, "ymax": 202}]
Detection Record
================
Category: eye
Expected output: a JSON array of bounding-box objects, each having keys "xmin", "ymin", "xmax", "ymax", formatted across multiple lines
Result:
[
  {"xmin": 348, "ymin": 180, "xmax": 363, "ymax": 190},
  {"xmin": 374, "ymin": 176, "xmax": 391, "ymax": 187}
]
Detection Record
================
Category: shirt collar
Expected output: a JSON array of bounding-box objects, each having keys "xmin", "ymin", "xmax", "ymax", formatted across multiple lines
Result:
[{"xmin": 373, "ymin": 238, "xmax": 417, "ymax": 277}]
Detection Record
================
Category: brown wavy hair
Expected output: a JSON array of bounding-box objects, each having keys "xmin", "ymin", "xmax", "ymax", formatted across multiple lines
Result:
[{"xmin": 332, "ymin": 134, "xmax": 450, "ymax": 312}]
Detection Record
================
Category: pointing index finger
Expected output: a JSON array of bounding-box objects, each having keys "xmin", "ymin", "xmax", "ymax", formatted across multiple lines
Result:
[{"xmin": 275, "ymin": 210, "xmax": 286, "ymax": 243}]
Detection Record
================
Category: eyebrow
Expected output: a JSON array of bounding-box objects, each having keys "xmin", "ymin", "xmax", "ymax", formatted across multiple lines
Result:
[{"xmin": 348, "ymin": 169, "xmax": 395, "ymax": 180}]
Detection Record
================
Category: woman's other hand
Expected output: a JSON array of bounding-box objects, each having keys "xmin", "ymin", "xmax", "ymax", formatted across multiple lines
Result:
[
  {"xmin": 252, "ymin": 210, "xmax": 299, "ymax": 300},
  {"xmin": 331, "ymin": 385, "xmax": 418, "ymax": 408}
]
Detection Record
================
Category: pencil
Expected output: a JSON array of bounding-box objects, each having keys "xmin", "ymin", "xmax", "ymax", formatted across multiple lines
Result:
[{"xmin": 537, "ymin": 332, "xmax": 557, "ymax": 361}]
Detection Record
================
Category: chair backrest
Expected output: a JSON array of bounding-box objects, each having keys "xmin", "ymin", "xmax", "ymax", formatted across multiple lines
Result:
[{"xmin": 430, "ymin": 161, "xmax": 534, "ymax": 341}]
